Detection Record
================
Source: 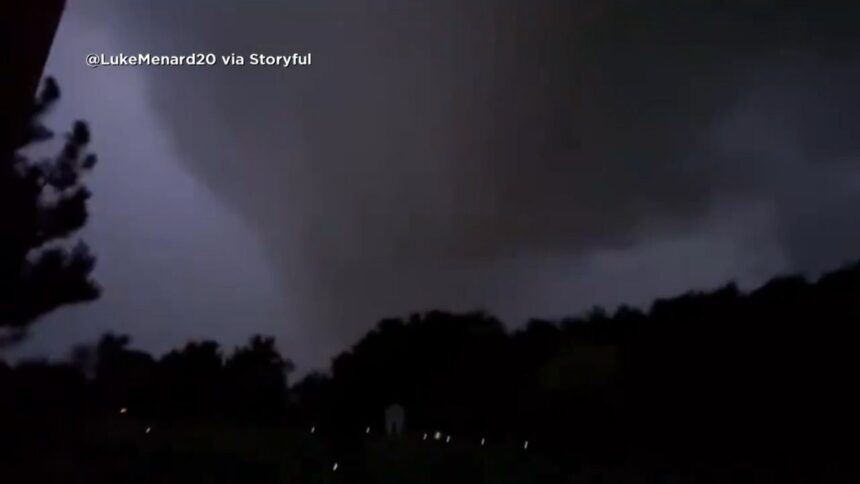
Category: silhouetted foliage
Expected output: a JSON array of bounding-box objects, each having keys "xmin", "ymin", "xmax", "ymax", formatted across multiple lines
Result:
[
  {"xmin": 73, "ymin": 333, "xmax": 294, "ymax": 423},
  {"xmin": 224, "ymin": 335, "xmax": 293, "ymax": 420},
  {"xmin": 2, "ymin": 262, "xmax": 860, "ymax": 480},
  {"xmin": 289, "ymin": 263, "xmax": 860, "ymax": 474},
  {"xmin": 159, "ymin": 340, "xmax": 224, "ymax": 419},
  {"xmin": 0, "ymin": 77, "xmax": 99, "ymax": 344}
]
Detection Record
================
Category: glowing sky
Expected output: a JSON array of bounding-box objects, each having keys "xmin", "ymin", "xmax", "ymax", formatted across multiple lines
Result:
[{"xmin": 7, "ymin": 1, "xmax": 860, "ymax": 372}]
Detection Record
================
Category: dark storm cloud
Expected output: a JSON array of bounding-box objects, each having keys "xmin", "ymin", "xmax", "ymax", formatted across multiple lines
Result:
[{"xmin": 72, "ymin": 1, "xmax": 860, "ymax": 361}]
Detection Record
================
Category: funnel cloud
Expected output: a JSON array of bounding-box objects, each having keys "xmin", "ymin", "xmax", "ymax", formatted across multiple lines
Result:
[{"xmin": 14, "ymin": 1, "xmax": 860, "ymax": 370}]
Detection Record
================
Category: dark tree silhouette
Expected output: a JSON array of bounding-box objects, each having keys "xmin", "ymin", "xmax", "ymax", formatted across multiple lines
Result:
[
  {"xmin": 93, "ymin": 333, "xmax": 156, "ymax": 415},
  {"xmin": 0, "ymin": 77, "xmax": 99, "ymax": 344},
  {"xmin": 161, "ymin": 341, "xmax": 223, "ymax": 410},
  {"xmin": 2, "ymin": 262, "xmax": 860, "ymax": 481},
  {"xmin": 224, "ymin": 335, "xmax": 294, "ymax": 420}
]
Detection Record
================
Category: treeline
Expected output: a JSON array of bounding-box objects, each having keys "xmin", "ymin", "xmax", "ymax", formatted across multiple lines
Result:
[
  {"xmin": 2, "ymin": 261, "xmax": 860, "ymax": 469},
  {"xmin": 305, "ymin": 262, "xmax": 859, "ymax": 468},
  {"xmin": 0, "ymin": 334, "xmax": 292, "ymax": 423}
]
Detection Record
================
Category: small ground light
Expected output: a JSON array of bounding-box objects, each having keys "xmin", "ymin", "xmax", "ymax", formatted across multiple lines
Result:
[
  {"xmin": 445, "ymin": 435, "xmax": 451, "ymax": 444},
  {"xmin": 119, "ymin": 407, "xmax": 127, "ymax": 414},
  {"xmin": 332, "ymin": 462, "xmax": 339, "ymax": 472},
  {"xmin": 422, "ymin": 433, "xmax": 428, "ymax": 440},
  {"xmin": 480, "ymin": 437, "xmax": 485, "ymax": 446},
  {"xmin": 434, "ymin": 431, "xmax": 441, "ymax": 441},
  {"xmin": 523, "ymin": 440, "xmax": 529, "ymax": 450},
  {"xmin": 310, "ymin": 426, "xmax": 315, "ymax": 434},
  {"xmin": 145, "ymin": 426, "xmax": 152, "ymax": 434},
  {"xmin": 365, "ymin": 426, "xmax": 370, "ymax": 434}
]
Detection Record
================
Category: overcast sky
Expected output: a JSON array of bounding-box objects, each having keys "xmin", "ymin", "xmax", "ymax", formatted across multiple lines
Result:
[{"xmin": 6, "ymin": 1, "xmax": 860, "ymax": 372}]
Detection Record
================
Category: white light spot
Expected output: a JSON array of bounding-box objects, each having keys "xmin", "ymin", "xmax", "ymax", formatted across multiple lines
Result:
[
  {"xmin": 365, "ymin": 426, "xmax": 371, "ymax": 434},
  {"xmin": 119, "ymin": 407, "xmax": 127, "ymax": 414},
  {"xmin": 434, "ymin": 431, "xmax": 441, "ymax": 441},
  {"xmin": 422, "ymin": 433, "xmax": 428, "ymax": 440},
  {"xmin": 145, "ymin": 426, "xmax": 151, "ymax": 434},
  {"xmin": 332, "ymin": 462, "xmax": 339, "ymax": 472},
  {"xmin": 523, "ymin": 440, "xmax": 529, "ymax": 450},
  {"xmin": 480, "ymin": 438, "xmax": 485, "ymax": 446},
  {"xmin": 310, "ymin": 426, "xmax": 315, "ymax": 434},
  {"xmin": 445, "ymin": 435, "xmax": 451, "ymax": 443}
]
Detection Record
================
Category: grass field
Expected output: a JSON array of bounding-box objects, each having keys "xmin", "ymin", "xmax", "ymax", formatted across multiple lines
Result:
[{"xmin": 0, "ymin": 416, "xmax": 823, "ymax": 483}]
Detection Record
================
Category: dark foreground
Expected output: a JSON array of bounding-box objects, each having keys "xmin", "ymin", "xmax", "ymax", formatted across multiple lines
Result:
[
  {"xmin": 1, "ymin": 416, "xmax": 854, "ymax": 484},
  {"xmin": 4, "ymin": 264, "xmax": 860, "ymax": 482}
]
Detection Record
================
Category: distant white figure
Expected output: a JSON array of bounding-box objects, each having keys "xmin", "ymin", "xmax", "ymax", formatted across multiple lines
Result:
[{"xmin": 385, "ymin": 403, "xmax": 405, "ymax": 436}]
